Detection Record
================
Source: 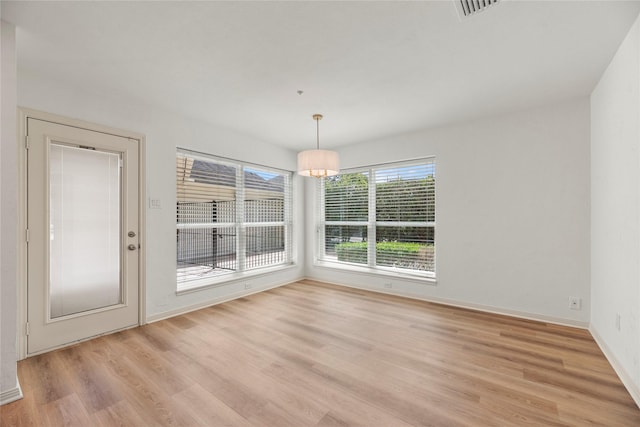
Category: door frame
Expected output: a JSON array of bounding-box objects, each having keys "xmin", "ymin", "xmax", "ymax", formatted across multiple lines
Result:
[{"xmin": 17, "ymin": 108, "xmax": 146, "ymax": 359}]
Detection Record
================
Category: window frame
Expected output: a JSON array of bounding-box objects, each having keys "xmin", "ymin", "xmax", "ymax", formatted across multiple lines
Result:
[
  {"xmin": 317, "ymin": 158, "xmax": 436, "ymax": 281},
  {"xmin": 176, "ymin": 148, "xmax": 293, "ymax": 292}
]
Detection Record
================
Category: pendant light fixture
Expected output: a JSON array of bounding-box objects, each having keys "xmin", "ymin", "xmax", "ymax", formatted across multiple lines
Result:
[{"xmin": 297, "ymin": 114, "xmax": 339, "ymax": 178}]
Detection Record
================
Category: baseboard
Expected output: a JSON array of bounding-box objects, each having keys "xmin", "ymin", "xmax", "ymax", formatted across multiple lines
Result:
[
  {"xmin": 300, "ymin": 277, "xmax": 589, "ymax": 329},
  {"xmin": 148, "ymin": 274, "xmax": 589, "ymax": 329},
  {"xmin": 590, "ymin": 325, "xmax": 640, "ymax": 408},
  {"xmin": 0, "ymin": 379, "xmax": 23, "ymax": 406},
  {"xmin": 145, "ymin": 279, "xmax": 299, "ymax": 323}
]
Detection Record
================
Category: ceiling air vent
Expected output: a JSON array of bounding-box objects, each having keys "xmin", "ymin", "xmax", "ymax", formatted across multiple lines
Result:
[{"xmin": 455, "ymin": 0, "xmax": 500, "ymax": 18}]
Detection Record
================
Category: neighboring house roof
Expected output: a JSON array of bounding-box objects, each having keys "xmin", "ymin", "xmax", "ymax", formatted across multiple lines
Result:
[{"xmin": 192, "ymin": 160, "xmax": 284, "ymax": 192}]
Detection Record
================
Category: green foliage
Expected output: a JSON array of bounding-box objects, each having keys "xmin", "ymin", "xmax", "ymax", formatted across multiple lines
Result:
[
  {"xmin": 376, "ymin": 176, "xmax": 435, "ymax": 223},
  {"xmin": 324, "ymin": 173, "xmax": 369, "ymax": 222},
  {"xmin": 376, "ymin": 241, "xmax": 423, "ymax": 255},
  {"xmin": 335, "ymin": 241, "xmax": 435, "ymax": 271},
  {"xmin": 335, "ymin": 242, "xmax": 368, "ymax": 264},
  {"xmin": 325, "ymin": 172, "xmax": 369, "ymax": 188},
  {"xmin": 324, "ymin": 172, "xmax": 435, "ymax": 226}
]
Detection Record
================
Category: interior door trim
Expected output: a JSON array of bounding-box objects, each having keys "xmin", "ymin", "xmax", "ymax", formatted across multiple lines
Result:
[{"xmin": 17, "ymin": 107, "xmax": 146, "ymax": 359}]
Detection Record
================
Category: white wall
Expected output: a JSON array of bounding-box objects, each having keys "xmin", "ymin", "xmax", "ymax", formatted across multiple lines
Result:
[
  {"xmin": 591, "ymin": 14, "xmax": 640, "ymax": 404},
  {"xmin": 306, "ymin": 98, "xmax": 591, "ymax": 326},
  {"xmin": 17, "ymin": 71, "xmax": 305, "ymax": 323},
  {"xmin": 0, "ymin": 20, "xmax": 22, "ymax": 404}
]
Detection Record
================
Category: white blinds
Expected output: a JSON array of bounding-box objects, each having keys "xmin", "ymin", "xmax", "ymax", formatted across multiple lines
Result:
[
  {"xmin": 320, "ymin": 158, "xmax": 435, "ymax": 276},
  {"xmin": 176, "ymin": 149, "xmax": 292, "ymax": 288},
  {"xmin": 176, "ymin": 153, "xmax": 237, "ymax": 206},
  {"xmin": 375, "ymin": 163, "xmax": 435, "ymax": 225},
  {"xmin": 324, "ymin": 172, "xmax": 369, "ymax": 223}
]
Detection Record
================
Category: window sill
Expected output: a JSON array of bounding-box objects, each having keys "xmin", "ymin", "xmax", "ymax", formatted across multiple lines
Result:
[
  {"xmin": 176, "ymin": 263, "xmax": 297, "ymax": 295},
  {"xmin": 313, "ymin": 260, "xmax": 437, "ymax": 285}
]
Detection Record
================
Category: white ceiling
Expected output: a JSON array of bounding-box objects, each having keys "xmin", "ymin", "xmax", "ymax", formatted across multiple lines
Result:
[{"xmin": 3, "ymin": 1, "xmax": 640, "ymax": 150}]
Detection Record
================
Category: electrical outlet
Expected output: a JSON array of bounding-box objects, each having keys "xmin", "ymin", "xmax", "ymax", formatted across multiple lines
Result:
[
  {"xmin": 569, "ymin": 297, "xmax": 581, "ymax": 310},
  {"xmin": 384, "ymin": 282, "xmax": 393, "ymax": 289},
  {"xmin": 244, "ymin": 283, "xmax": 252, "ymax": 290},
  {"xmin": 616, "ymin": 313, "xmax": 621, "ymax": 331}
]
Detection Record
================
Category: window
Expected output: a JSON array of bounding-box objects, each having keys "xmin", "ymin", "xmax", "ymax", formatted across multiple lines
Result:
[
  {"xmin": 319, "ymin": 159, "xmax": 435, "ymax": 278},
  {"xmin": 176, "ymin": 149, "xmax": 292, "ymax": 290}
]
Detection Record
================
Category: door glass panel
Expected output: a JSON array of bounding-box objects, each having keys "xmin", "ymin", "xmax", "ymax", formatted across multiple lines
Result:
[{"xmin": 49, "ymin": 143, "xmax": 122, "ymax": 319}]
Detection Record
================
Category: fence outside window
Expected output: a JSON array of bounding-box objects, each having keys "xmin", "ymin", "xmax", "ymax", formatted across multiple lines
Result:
[{"xmin": 176, "ymin": 149, "xmax": 292, "ymax": 289}]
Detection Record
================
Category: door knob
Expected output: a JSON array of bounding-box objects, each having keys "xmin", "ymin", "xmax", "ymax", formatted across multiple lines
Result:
[{"xmin": 128, "ymin": 244, "xmax": 137, "ymax": 251}]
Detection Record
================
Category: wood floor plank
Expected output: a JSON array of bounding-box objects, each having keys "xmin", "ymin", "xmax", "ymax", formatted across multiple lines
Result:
[
  {"xmin": 2, "ymin": 279, "xmax": 640, "ymax": 426},
  {"xmin": 93, "ymin": 399, "xmax": 155, "ymax": 427},
  {"xmin": 260, "ymin": 362, "xmax": 418, "ymax": 427},
  {"xmin": 171, "ymin": 383, "xmax": 253, "ymax": 427},
  {"xmin": 41, "ymin": 393, "xmax": 93, "ymax": 427},
  {"xmin": 55, "ymin": 345, "xmax": 124, "ymax": 413}
]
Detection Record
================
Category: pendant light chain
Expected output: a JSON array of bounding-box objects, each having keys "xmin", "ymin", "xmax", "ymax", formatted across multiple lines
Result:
[
  {"xmin": 316, "ymin": 116, "xmax": 320, "ymax": 150},
  {"xmin": 313, "ymin": 113, "xmax": 323, "ymax": 150}
]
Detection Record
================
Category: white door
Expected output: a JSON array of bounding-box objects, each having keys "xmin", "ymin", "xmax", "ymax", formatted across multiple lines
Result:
[{"xmin": 26, "ymin": 118, "xmax": 140, "ymax": 355}]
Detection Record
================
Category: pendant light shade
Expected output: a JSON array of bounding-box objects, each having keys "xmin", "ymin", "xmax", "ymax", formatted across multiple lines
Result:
[
  {"xmin": 297, "ymin": 114, "xmax": 340, "ymax": 178},
  {"xmin": 297, "ymin": 149, "xmax": 339, "ymax": 178}
]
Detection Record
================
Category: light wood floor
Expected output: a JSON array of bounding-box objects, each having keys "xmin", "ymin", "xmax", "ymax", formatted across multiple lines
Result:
[{"xmin": 2, "ymin": 280, "xmax": 640, "ymax": 426}]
